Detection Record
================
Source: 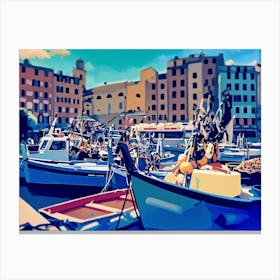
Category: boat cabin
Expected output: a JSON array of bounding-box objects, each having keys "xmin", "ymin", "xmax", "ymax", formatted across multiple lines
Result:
[{"xmin": 26, "ymin": 133, "xmax": 70, "ymax": 162}]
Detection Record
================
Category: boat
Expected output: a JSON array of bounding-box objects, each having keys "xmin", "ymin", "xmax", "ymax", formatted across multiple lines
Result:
[
  {"xmin": 38, "ymin": 189, "xmax": 140, "ymax": 230},
  {"xmin": 117, "ymin": 142, "xmax": 261, "ymax": 231},
  {"xmin": 20, "ymin": 143, "xmax": 127, "ymax": 189}
]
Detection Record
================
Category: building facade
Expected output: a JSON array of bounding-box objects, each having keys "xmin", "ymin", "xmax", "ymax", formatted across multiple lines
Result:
[
  {"xmin": 19, "ymin": 59, "xmax": 85, "ymax": 129},
  {"xmin": 217, "ymin": 65, "xmax": 260, "ymax": 138},
  {"xmin": 19, "ymin": 59, "xmax": 54, "ymax": 128}
]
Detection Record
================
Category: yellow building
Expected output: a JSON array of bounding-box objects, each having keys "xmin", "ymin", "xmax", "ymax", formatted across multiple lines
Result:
[{"xmin": 92, "ymin": 82, "xmax": 127, "ymax": 117}]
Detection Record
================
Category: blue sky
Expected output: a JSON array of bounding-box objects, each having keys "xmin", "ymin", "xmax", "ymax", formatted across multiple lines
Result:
[{"xmin": 19, "ymin": 49, "xmax": 261, "ymax": 89}]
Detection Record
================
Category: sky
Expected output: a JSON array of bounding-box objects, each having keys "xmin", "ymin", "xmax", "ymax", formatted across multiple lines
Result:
[{"xmin": 19, "ymin": 49, "xmax": 261, "ymax": 89}]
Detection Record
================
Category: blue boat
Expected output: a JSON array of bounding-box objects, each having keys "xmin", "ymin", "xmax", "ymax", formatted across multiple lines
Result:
[{"xmin": 118, "ymin": 142, "xmax": 261, "ymax": 231}]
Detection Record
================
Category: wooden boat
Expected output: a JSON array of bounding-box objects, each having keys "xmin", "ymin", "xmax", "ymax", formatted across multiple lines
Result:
[
  {"xmin": 20, "ymin": 144, "xmax": 127, "ymax": 189},
  {"xmin": 38, "ymin": 189, "xmax": 139, "ymax": 230},
  {"xmin": 118, "ymin": 142, "xmax": 261, "ymax": 231}
]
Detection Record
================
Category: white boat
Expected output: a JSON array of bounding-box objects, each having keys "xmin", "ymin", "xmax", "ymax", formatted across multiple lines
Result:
[{"xmin": 20, "ymin": 143, "xmax": 127, "ymax": 189}]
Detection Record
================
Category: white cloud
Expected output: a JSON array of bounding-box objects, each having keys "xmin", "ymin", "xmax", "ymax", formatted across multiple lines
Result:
[
  {"xmin": 19, "ymin": 49, "xmax": 51, "ymax": 59},
  {"xmin": 19, "ymin": 49, "xmax": 70, "ymax": 59},
  {"xmin": 48, "ymin": 49, "xmax": 71, "ymax": 57},
  {"xmin": 85, "ymin": 61, "xmax": 95, "ymax": 71},
  {"xmin": 225, "ymin": 59, "xmax": 234, "ymax": 66}
]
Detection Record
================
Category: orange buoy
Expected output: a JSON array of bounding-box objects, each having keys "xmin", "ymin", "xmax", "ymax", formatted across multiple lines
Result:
[
  {"xmin": 171, "ymin": 154, "xmax": 187, "ymax": 172},
  {"xmin": 197, "ymin": 156, "xmax": 208, "ymax": 166},
  {"xmin": 179, "ymin": 161, "xmax": 194, "ymax": 175}
]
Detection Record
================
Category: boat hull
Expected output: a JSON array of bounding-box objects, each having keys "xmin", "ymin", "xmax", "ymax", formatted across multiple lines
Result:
[{"xmin": 130, "ymin": 172, "xmax": 261, "ymax": 230}]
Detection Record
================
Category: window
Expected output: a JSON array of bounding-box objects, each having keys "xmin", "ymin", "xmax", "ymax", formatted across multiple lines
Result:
[
  {"xmin": 180, "ymin": 90, "xmax": 185, "ymax": 98},
  {"xmin": 119, "ymin": 102, "xmax": 123, "ymax": 109},
  {"xmin": 252, "ymin": 119, "xmax": 256, "ymax": 125},
  {"xmin": 56, "ymin": 97, "xmax": 59, "ymax": 102},
  {"xmin": 243, "ymin": 73, "xmax": 247, "ymax": 80},
  {"xmin": 160, "ymin": 84, "xmax": 165, "ymax": 89},
  {"xmin": 212, "ymin": 58, "xmax": 216, "ymax": 63},
  {"xmin": 180, "ymin": 115, "xmax": 185, "ymax": 120},
  {"xmin": 160, "ymin": 93, "xmax": 165, "ymax": 100},
  {"xmin": 172, "ymin": 91, "xmax": 176, "ymax": 98},
  {"xmin": 251, "ymin": 96, "xmax": 256, "ymax": 102},
  {"xmin": 160, "ymin": 104, "xmax": 165, "ymax": 110},
  {"xmin": 235, "ymin": 118, "xmax": 239, "ymax": 125},
  {"xmin": 75, "ymin": 89, "xmax": 79, "ymax": 95},
  {"xmin": 172, "ymin": 115, "xmax": 177, "ymax": 121},
  {"xmin": 226, "ymin": 83, "xmax": 231, "ymax": 90},
  {"xmin": 180, "ymin": 80, "xmax": 185, "ymax": 86},
  {"xmin": 74, "ymin": 78, "xmax": 79, "ymax": 85},
  {"xmin": 73, "ymin": 99, "xmax": 76, "ymax": 104},
  {"xmin": 243, "ymin": 95, "xmax": 248, "ymax": 102},
  {"xmin": 75, "ymin": 108, "xmax": 78, "ymax": 114},
  {"xmin": 208, "ymin": 68, "xmax": 213, "ymax": 75},
  {"xmin": 45, "ymin": 82, "xmax": 48, "ymax": 88},
  {"xmin": 235, "ymin": 72, "xmax": 239, "ymax": 79},
  {"xmin": 77, "ymin": 100, "xmax": 80, "ymax": 104},
  {"xmin": 235, "ymin": 83, "xmax": 239, "ymax": 90},
  {"xmin": 22, "ymin": 66, "xmax": 26, "ymax": 73},
  {"xmin": 204, "ymin": 59, "xmax": 208, "ymax": 64},
  {"xmin": 237, "ymin": 66, "xmax": 241, "ymax": 72},
  {"xmin": 39, "ymin": 140, "xmax": 48, "ymax": 150},
  {"xmin": 172, "ymin": 80, "xmax": 176, "ymax": 87},
  {"xmin": 32, "ymin": 79, "xmax": 40, "ymax": 87},
  {"xmin": 66, "ymin": 88, "xmax": 69, "ymax": 93},
  {"xmin": 152, "ymin": 84, "xmax": 156, "ymax": 90},
  {"xmin": 244, "ymin": 107, "xmax": 248, "ymax": 113},
  {"xmin": 136, "ymin": 93, "xmax": 141, "ymax": 98},
  {"xmin": 49, "ymin": 141, "xmax": 66, "ymax": 151},
  {"xmin": 21, "ymin": 78, "xmax": 25, "ymax": 84},
  {"xmin": 250, "ymin": 73, "xmax": 254, "ymax": 80},
  {"xmin": 152, "ymin": 105, "xmax": 156, "ymax": 110},
  {"xmin": 243, "ymin": 84, "xmax": 247, "ymax": 91},
  {"xmin": 193, "ymin": 82, "xmax": 197, "ymax": 89},
  {"xmin": 34, "ymin": 103, "xmax": 38, "ymax": 112},
  {"xmin": 172, "ymin": 104, "xmax": 177, "ymax": 110},
  {"xmin": 21, "ymin": 90, "xmax": 25, "ymax": 96},
  {"xmin": 235, "ymin": 107, "xmax": 240, "ymax": 113},
  {"xmin": 34, "ymin": 91, "xmax": 39, "ymax": 99},
  {"xmin": 35, "ymin": 69, "xmax": 39, "ymax": 75},
  {"xmin": 180, "ymin": 104, "xmax": 185, "ymax": 110},
  {"xmin": 252, "ymin": 108, "xmax": 255, "ymax": 113},
  {"xmin": 234, "ymin": 95, "xmax": 241, "ymax": 102},
  {"xmin": 44, "ymin": 71, "xmax": 48, "ymax": 77},
  {"xmin": 204, "ymin": 79, "xmax": 208, "ymax": 86},
  {"xmin": 151, "ymin": 115, "xmax": 156, "ymax": 121},
  {"xmin": 227, "ymin": 73, "xmax": 231, "ymax": 79},
  {"xmin": 58, "ymin": 107, "xmax": 62, "ymax": 113},
  {"xmin": 20, "ymin": 102, "xmax": 25, "ymax": 107},
  {"xmin": 106, "ymin": 94, "xmax": 112, "ymax": 98},
  {"xmin": 44, "ymin": 104, "xmax": 48, "ymax": 112},
  {"xmin": 193, "ymin": 93, "xmax": 197, "ymax": 100},
  {"xmin": 172, "ymin": 69, "xmax": 176, "ymax": 76},
  {"xmin": 65, "ymin": 77, "xmax": 70, "ymax": 83},
  {"xmin": 152, "ymin": 94, "xmax": 156, "ymax": 100},
  {"xmin": 251, "ymin": 84, "xmax": 255, "ymax": 91},
  {"xmin": 66, "ymin": 107, "xmax": 69, "ymax": 113},
  {"xmin": 44, "ymin": 92, "xmax": 48, "ymax": 99},
  {"xmin": 118, "ymin": 92, "xmax": 124, "ymax": 97},
  {"xmin": 192, "ymin": 73, "xmax": 197, "ymax": 79},
  {"xmin": 180, "ymin": 68, "xmax": 184, "ymax": 75},
  {"xmin": 244, "ymin": 119, "xmax": 248, "ymax": 125}
]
